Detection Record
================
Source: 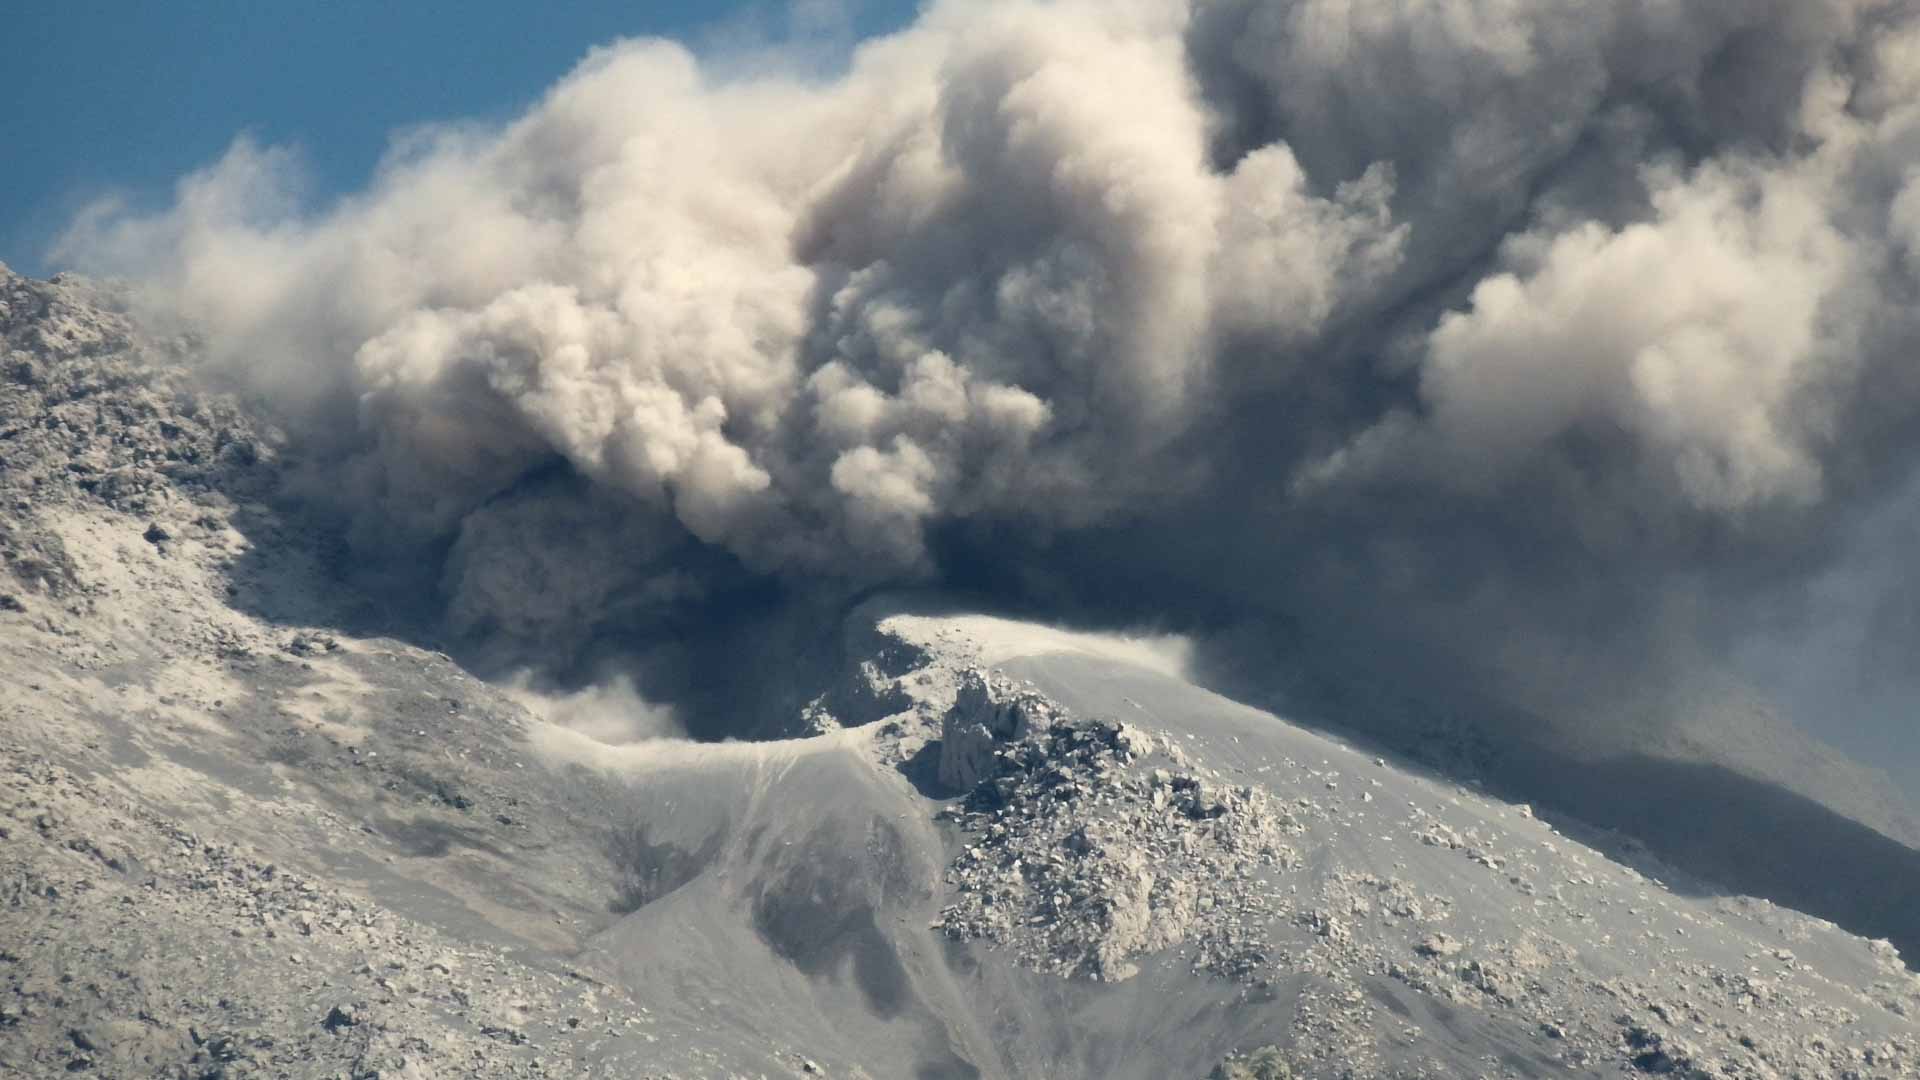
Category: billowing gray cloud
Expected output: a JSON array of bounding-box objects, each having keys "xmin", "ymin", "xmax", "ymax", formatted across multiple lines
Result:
[{"xmin": 51, "ymin": 0, "xmax": 1920, "ymax": 781}]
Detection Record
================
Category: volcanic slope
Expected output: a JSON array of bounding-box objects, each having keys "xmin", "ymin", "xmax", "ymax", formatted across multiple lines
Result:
[
  {"xmin": 549, "ymin": 609, "xmax": 1920, "ymax": 1078},
  {"xmin": 1, "ymin": 263, "xmax": 1918, "ymax": 1077}
]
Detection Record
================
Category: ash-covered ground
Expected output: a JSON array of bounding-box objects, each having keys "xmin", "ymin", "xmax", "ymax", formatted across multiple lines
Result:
[{"xmin": 4, "ymin": 264, "xmax": 1920, "ymax": 1077}]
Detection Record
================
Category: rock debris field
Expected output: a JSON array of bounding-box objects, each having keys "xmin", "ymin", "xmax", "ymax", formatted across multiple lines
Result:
[
  {"xmin": 883, "ymin": 638, "xmax": 1920, "ymax": 1078},
  {"xmin": 934, "ymin": 670, "xmax": 1305, "ymax": 984}
]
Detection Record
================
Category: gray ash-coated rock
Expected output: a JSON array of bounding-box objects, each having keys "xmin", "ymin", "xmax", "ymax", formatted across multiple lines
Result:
[{"xmin": 934, "ymin": 671, "xmax": 1300, "ymax": 982}]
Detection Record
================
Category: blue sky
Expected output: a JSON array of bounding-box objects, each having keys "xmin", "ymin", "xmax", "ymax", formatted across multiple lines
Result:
[{"xmin": 4, "ymin": 1, "xmax": 918, "ymax": 277}]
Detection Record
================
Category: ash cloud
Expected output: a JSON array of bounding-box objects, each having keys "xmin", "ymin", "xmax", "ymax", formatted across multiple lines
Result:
[
  {"xmin": 52, "ymin": 0, "xmax": 1920, "ymax": 784},
  {"xmin": 507, "ymin": 672, "xmax": 685, "ymax": 745}
]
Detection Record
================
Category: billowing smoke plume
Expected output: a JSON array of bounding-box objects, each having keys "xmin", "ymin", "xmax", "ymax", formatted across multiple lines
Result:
[{"xmin": 54, "ymin": 0, "xmax": 1920, "ymax": 780}]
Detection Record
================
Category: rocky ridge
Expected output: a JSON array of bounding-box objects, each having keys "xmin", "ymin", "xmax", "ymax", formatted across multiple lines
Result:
[{"xmin": 0, "ymin": 269, "xmax": 275, "ymax": 612}]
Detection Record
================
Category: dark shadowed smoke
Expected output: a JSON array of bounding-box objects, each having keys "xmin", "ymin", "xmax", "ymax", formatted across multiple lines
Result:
[{"xmin": 51, "ymin": 0, "xmax": 1920, "ymax": 793}]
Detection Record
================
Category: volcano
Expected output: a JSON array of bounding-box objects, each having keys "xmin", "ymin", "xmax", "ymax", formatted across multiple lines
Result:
[{"xmin": 3, "ymin": 266, "xmax": 1916, "ymax": 1079}]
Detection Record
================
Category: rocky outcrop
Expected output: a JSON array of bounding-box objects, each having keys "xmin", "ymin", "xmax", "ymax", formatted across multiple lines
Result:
[
  {"xmin": 931, "ymin": 675, "xmax": 1301, "ymax": 983},
  {"xmin": 0, "ymin": 269, "xmax": 281, "ymax": 625},
  {"xmin": 936, "ymin": 669, "xmax": 1061, "ymax": 791},
  {"xmin": 0, "ymin": 269, "xmax": 277, "ymax": 518}
]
